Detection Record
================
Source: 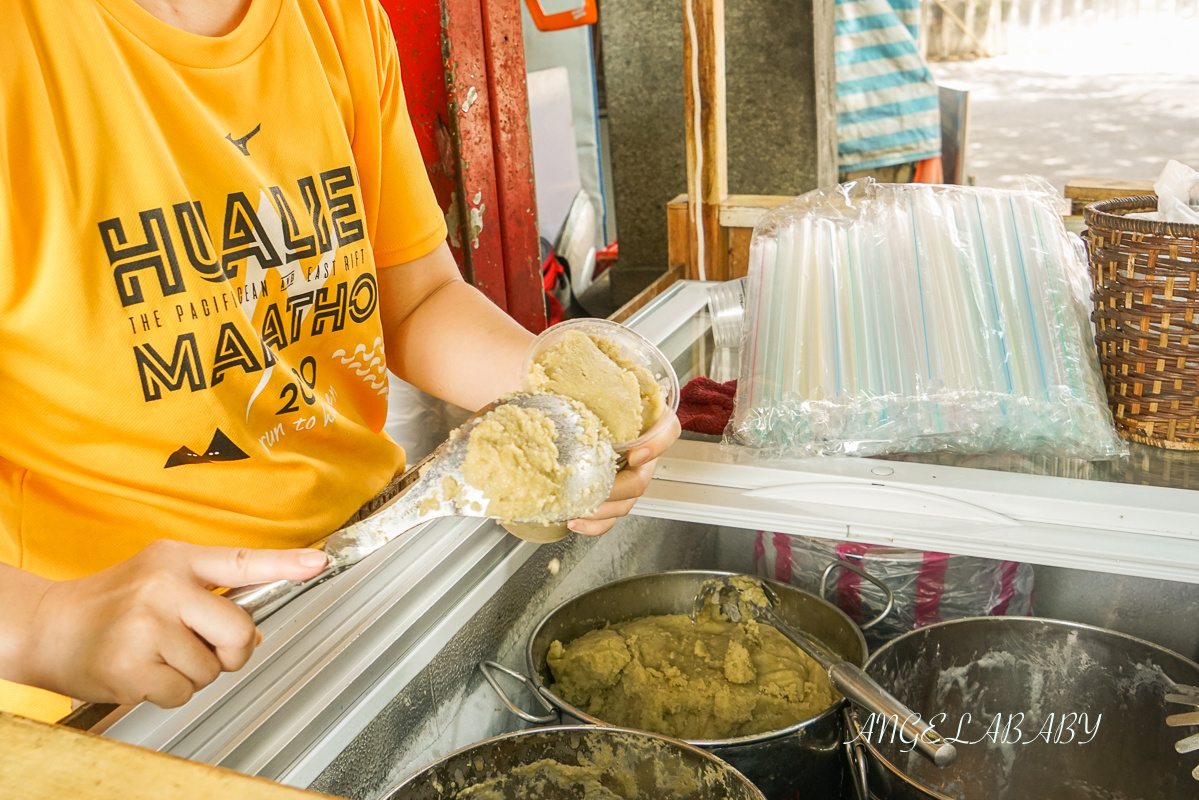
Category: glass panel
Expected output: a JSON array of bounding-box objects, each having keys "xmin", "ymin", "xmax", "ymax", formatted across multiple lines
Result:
[{"xmin": 654, "ymin": 281, "xmax": 1199, "ymax": 493}]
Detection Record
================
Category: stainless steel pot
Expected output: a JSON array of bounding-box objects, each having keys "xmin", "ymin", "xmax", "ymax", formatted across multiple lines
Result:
[
  {"xmin": 851, "ymin": 617, "xmax": 1199, "ymax": 800},
  {"xmin": 381, "ymin": 725, "xmax": 767, "ymax": 799},
  {"xmin": 483, "ymin": 570, "xmax": 872, "ymax": 800}
]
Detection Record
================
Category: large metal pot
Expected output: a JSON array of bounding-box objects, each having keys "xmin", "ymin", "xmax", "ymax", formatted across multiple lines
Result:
[
  {"xmin": 851, "ymin": 617, "xmax": 1199, "ymax": 799},
  {"xmin": 484, "ymin": 570, "xmax": 870, "ymax": 799},
  {"xmin": 382, "ymin": 725, "xmax": 767, "ymax": 799}
]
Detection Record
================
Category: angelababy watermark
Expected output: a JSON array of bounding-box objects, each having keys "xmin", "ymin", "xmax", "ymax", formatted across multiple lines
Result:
[{"xmin": 847, "ymin": 712, "xmax": 1102, "ymax": 752}]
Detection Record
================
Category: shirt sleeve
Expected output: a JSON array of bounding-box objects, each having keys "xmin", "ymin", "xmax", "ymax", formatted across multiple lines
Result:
[{"xmin": 359, "ymin": 2, "xmax": 448, "ymax": 268}]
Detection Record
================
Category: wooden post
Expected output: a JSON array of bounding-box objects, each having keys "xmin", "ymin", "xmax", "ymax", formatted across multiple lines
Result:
[
  {"xmin": 812, "ymin": 0, "xmax": 839, "ymax": 189},
  {"xmin": 682, "ymin": 0, "xmax": 728, "ymax": 282}
]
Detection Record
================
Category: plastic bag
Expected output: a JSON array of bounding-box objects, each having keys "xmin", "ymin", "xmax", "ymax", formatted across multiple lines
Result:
[
  {"xmin": 754, "ymin": 532, "xmax": 1034, "ymax": 650},
  {"xmin": 726, "ymin": 179, "xmax": 1123, "ymax": 460},
  {"xmin": 384, "ymin": 375, "xmax": 471, "ymax": 464},
  {"xmin": 1152, "ymin": 159, "xmax": 1199, "ymax": 224}
]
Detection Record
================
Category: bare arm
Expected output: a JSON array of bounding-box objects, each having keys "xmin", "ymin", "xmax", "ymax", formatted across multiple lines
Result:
[
  {"xmin": 378, "ymin": 241, "xmax": 534, "ymax": 412},
  {"xmin": 0, "ymin": 564, "xmax": 52, "ymax": 689}
]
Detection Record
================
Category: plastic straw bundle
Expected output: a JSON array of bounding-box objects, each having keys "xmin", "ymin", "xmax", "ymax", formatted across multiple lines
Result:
[{"xmin": 729, "ymin": 180, "xmax": 1122, "ymax": 459}]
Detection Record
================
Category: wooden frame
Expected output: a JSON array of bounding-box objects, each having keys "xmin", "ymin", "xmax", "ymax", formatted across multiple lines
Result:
[
  {"xmin": 679, "ymin": 0, "xmax": 836, "ymax": 283},
  {"xmin": 1064, "ymin": 178, "xmax": 1155, "ymax": 216},
  {"xmin": 681, "ymin": 0, "xmax": 727, "ymax": 283},
  {"xmin": 668, "ymin": 194, "xmax": 791, "ymax": 281}
]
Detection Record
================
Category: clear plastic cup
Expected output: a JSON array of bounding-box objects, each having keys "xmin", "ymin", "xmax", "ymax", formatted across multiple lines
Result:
[
  {"xmin": 522, "ymin": 318, "xmax": 680, "ymax": 453},
  {"xmin": 706, "ymin": 277, "xmax": 746, "ymax": 348},
  {"xmin": 706, "ymin": 278, "xmax": 746, "ymax": 382}
]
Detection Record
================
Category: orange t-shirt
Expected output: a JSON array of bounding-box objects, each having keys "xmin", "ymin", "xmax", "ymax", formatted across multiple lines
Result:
[{"xmin": 0, "ymin": 0, "xmax": 447, "ymax": 719}]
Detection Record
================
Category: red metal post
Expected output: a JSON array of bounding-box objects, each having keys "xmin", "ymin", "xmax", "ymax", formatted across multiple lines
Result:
[
  {"xmin": 437, "ymin": 0, "xmax": 510, "ymax": 309},
  {"xmin": 381, "ymin": 0, "xmax": 545, "ymax": 333},
  {"xmin": 381, "ymin": 0, "xmax": 455, "ymax": 226},
  {"xmin": 478, "ymin": 0, "xmax": 545, "ymax": 332}
]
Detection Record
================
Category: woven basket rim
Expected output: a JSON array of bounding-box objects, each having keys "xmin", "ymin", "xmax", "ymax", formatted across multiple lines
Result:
[{"xmin": 1083, "ymin": 195, "xmax": 1199, "ymax": 238}]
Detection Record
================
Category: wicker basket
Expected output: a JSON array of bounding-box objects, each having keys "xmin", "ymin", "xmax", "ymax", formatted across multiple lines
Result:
[{"xmin": 1084, "ymin": 196, "xmax": 1199, "ymax": 450}]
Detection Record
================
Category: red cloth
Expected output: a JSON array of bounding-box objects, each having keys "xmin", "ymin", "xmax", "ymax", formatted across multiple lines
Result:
[
  {"xmin": 678, "ymin": 377, "xmax": 737, "ymax": 436},
  {"xmin": 913, "ymin": 156, "xmax": 944, "ymax": 184}
]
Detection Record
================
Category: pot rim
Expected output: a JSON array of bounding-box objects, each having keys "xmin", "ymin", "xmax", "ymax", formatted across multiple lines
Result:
[
  {"xmin": 525, "ymin": 569, "xmax": 867, "ymax": 748},
  {"xmin": 853, "ymin": 615, "xmax": 1199, "ymax": 799},
  {"xmin": 384, "ymin": 724, "xmax": 767, "ymax": 800}
]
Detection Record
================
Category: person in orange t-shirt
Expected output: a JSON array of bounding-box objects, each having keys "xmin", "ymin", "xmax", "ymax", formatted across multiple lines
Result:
[{"xmin": 0, "ymin": 0, "xmax": 679, "ymax": 722}]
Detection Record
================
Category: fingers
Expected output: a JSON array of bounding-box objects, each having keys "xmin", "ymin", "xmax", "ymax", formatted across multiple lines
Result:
[
  {"xmin": 625, "ymin": 414, "xmax": 681, "ymax": 467},
  {"xmin": 565, "ymin": 445, "xmax": 669, "ymax": 537},
  {"xmin": 23, "ymin": 541, "xmax": 308, "ymax": 711},
  {"xmin": 560, "ymin": 414, "xmax": 681, "ymax": 539},
  {"xmin": 139, "ymin": 663, "xmax": 200, "ymax": 709},
  {"xmin": 159, "ymin": 542, "xmax": 320, "ymax": 671},
  {"xmin": 105, "ymin": 609, "xmax": 208, "ymax": 707},
  {"xmin": 177, "ymin": 587, "xmax": 262, "ymax": 672},
  {"xmin": 566, "ymin": 458, "xmax": 660, "ymax": 536},
  {"xmin": 568, "ymin": 517, "xmax": 616, "ymax": 537},
  {"xmin": 605, "ymin": 459, "xmax": 659, "ymax": 502},
  {"xmin": 180, "ymin": 542, "xmax": 328, "ymax": 589},
  {"xmin": 157, "ymin": 624, "xmax": 223, "ymax": 692}
]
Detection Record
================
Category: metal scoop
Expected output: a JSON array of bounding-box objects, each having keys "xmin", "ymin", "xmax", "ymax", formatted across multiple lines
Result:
[
  {"xmin": 225, "ymin": 392, "xmax": 617, "ymax": 623},
  {"xmin": 692, "ymin": 575, "xmax": 958, "ymax": 769}
]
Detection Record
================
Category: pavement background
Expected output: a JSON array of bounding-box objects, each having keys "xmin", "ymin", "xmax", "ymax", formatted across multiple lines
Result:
[{"xmin": 930, "ymin": 17, "xmax": 1199, "ymax": 192}]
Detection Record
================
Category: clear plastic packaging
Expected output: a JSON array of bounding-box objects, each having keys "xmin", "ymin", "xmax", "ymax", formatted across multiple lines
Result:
[
  {"xmin": 754, "ymin": 532, "xmax": 1034, "ymax": 651},
  {"xmin": 1127, "ymin": 159, "xmax": 1199, "ymax": 223},
  {"xmin": 728, "ymin": 179, "xmax": 1123, "ymax": 459},
  {"xmin": 384, "ymin": 376, "xmax": 471, "ymax": 463}
]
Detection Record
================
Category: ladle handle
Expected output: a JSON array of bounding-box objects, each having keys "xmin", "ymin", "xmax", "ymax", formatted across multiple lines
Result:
[
  {"xmin": 223, "ymin": 565, "xmax": 346, "ymax": 624},
  {"xmin": 827, "ymin": 661, "xmax": 958, "ymax": 768}
]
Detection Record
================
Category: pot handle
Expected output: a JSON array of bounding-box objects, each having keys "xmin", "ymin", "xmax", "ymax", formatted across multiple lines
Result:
[
  {"xmin": 820, "ymin": 560, "xmax": 896, "ymax": 631},
  {"xmin": 478, "ymin": 661, "xmax": 559, "ymax": 725},
  {"xmin": 842, "ymin": 707, "xmax": 871, "ymax": 800}
]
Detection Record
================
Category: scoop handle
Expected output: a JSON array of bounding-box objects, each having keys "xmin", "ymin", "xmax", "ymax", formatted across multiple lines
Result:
[
  {"xmin": 827, "ymin": 661, "xmax": 958, "ymax": 768},
  {"xmin": 223, "ymin": 564, "xmax": 347, "ymax": 624},
  {"xmin": 219, "ymin": 459, "xmax": 437, "ymax": 625}
]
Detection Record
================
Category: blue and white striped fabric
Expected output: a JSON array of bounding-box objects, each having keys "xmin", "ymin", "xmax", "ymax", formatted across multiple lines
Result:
[{"xmin": 836, "ymin": 0, "xmax": 941, "ymax": 172}]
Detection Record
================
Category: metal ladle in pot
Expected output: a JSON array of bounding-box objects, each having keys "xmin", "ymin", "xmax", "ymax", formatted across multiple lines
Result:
[{"xmin": 692, "ymin": 575, "xmax": 958, "ymax": 769}]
